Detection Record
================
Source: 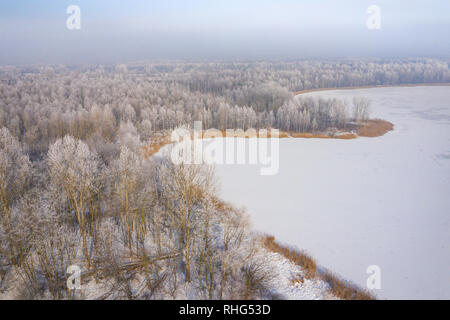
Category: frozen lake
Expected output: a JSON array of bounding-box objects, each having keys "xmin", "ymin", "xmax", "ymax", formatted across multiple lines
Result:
[{"xmin": 214, "ymin": 86, "xmax": 450, "ymax": 299}]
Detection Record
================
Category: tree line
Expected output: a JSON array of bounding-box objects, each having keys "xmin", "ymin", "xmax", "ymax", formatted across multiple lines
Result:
[{"xmin": 2, "ymin": 58, "xmax": 448, "ymax": 159}]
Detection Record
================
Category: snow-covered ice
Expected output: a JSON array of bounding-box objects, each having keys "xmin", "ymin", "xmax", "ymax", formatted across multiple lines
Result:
[{"xmin": 213, "ymin": 86, "xmax": 450, "ymax": 299}]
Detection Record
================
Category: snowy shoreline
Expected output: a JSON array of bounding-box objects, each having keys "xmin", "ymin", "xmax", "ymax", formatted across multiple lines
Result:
[
  {"xmin": 294, "ymin": 82, "xmax": 450, "ymax": 96},
  {"xmin": 215, "ymin": 86, "xmax": 450, "ymax": 299}
]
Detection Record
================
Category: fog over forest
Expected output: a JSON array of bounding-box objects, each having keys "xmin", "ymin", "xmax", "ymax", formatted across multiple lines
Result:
[{"xmin": 0, "ymin": 0, "xmax": 449, "ymax": 64}]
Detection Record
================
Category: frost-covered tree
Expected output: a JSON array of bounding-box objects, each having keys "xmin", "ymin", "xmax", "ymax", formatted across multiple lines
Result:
[
  {"xmin": 47, "ymin": 135, "xmax": 104, "ymax": 269},
  {"xmin": 353, "ymin": 97, "xmax": 372, "ymax": 123},
  {"xmin": 109, "ymin": 145, "xmax": 155, "ymax": 255},
  {"xmin": 160, "ymin": 162, "xmax": 217, "ymax": 282},
  {"xmin": 0, "ymin": 127, "xmax": 32, "ymax": 264}
]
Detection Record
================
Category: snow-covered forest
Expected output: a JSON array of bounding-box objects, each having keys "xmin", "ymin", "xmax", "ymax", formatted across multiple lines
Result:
[
  {"xmin": 1, "ymin": 58, "xmax": 449, "ymax": 157},
  {"xmin": 0, "ymin": 58, "xmax": 449, "ymax": 299}
]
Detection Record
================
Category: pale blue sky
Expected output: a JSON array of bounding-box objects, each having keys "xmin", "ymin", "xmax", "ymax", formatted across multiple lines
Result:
[{"xmin": 0, "ymin": 0, "xmax": 449, "ymax": 64}]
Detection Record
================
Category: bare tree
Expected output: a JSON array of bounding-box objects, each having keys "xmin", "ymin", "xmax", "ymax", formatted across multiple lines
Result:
[
  {"xmin": 0, "ymin": 127, "xmax": 32, "ymax": 264},
  {"xmin": 47, "ymin": 135, "xmax": 104, "ymax": 269},
  {"xmin": 353, "ymin": 97, "xmax": 371, "ymax": 123},
  {"xmin": 160, "ymin": 162, "xmax": 216, "ymax": 282},
  {"xmin": 110, "ymin": 145, "xmax": 155, "ymax": 256}
]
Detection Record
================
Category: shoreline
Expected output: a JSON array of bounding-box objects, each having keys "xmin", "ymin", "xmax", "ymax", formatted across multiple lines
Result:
[
  {"xmin": 143, "ymin": 129, "xmax": 356, "ymax": 157},
  {"xmin": 294, "ymin": 82, "xmax": 450, "ymax": 96},
  {"xmin": 144, "ymin": 119, "xmax": 394, "ymax": 158},
  {"xmin": 148, "ymin": 85, "xmax": 448, "ymax": 299},
  {"xmin": 141, "ymin": 82, "xmax": 450, "ymax": 157}
]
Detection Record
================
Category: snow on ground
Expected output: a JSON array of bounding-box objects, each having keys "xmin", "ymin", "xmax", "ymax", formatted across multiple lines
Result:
[
  {"xmin": 257, "ymin": 249, "xmax": 336, "ymax": 300},
  {"xmin": 211, "ymin": 86, "xmax": 450, "ymax": 299}
]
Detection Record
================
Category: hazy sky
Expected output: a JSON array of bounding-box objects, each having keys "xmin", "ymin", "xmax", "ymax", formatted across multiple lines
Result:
[{"xmin": 0, "ymin": 0, "xmax": 449, "ymax": 64}]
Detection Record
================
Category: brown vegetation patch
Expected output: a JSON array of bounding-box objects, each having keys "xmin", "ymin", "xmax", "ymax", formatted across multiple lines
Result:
[
  {"xmin": 290, "ymin": 132, "xmax": 331, "ymax": 139},
  {"xmin": 143, "ymin": 135, "xmax": 171, "ymax": 157},
  {"xmin": 291, "ymin": 276, "xmax": 305, "ymax": 285},
  {"xmin": 289, "ymin": 132, "xmax": 357, "ymax": 139},
  {"xmin": 262, "ymin": 235, "xmax": 376, "ymax": 300},
  {"xmin": 263, "ymin": 235, "xmax": 317, "ymax": 279},
  {"xmin": 357, "ymin": 119, "xmax": 394, "ymax": 137},
  {"xmin": 336, "ymin": 133, "xmax": 358, "ymax": 139},
  {"xmin": 272, "ymin": 131, "xmax": 290, "ymax": 138},
  {"xmin": 321, "ymin": 271, "xmax": 375, "ymax": 300}
]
